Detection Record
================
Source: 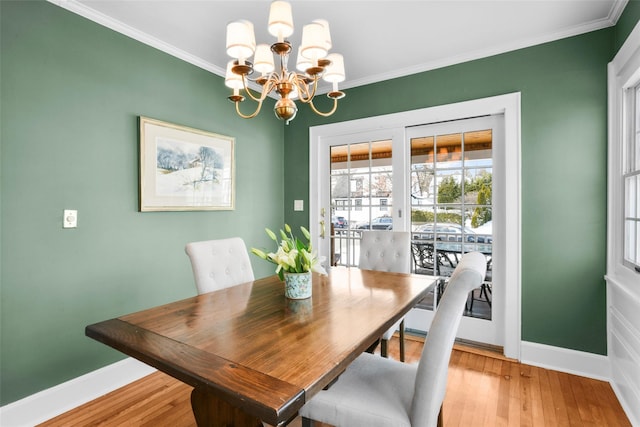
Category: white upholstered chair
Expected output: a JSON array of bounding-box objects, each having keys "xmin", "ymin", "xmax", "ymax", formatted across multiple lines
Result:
[
  {"xmin": 300, "ymin": 251, "xmax": 487, "ymax": 427},
  {"xmin": 184, "ymin": 237, "xmax": 255, "ymax": 294},
  {"xmin": 359, "ymin": 230, "xmax": 412, "ymax": 361}
]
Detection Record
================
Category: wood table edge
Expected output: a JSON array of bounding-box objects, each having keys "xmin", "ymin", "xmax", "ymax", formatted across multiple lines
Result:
[{"xmin": 85, "ymin": 318, "xmax": 304, "ymax": 425}]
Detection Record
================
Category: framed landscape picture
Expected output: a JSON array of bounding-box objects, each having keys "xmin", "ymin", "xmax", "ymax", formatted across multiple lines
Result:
[{"xmin": 139, "ymin": 117, "xmax": 235, "ymax": 211}]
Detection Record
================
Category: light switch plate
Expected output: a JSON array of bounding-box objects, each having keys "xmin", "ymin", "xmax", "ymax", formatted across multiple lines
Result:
[
  {"xmin": 294, "ymin": 200, "xmax": 304, "ymax": 211},
  {"xmin": 63, "ymin": 209, "xmax": 77, "ymax": 228}
]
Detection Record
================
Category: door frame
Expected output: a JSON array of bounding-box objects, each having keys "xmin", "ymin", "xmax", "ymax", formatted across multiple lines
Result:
[{"xmin": 309, "ymin": 93, "xmax": 522, "ymax": 360}]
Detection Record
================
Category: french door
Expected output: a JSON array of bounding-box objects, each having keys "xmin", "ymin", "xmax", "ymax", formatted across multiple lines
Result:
[{"xmin": 309, "ymin": 94, "xmax": 521, "ymax": 357}]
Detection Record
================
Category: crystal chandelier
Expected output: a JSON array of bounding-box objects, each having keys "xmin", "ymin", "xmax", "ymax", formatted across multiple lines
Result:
[{"xmin": 225, "ymin": 1, "xmax": 346, "ymax": 124}]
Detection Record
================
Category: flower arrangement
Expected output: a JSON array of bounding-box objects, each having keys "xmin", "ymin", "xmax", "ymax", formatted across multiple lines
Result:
[{"xmin": 251, "ymin": 224, "xmax": 327, "ymax": 281}]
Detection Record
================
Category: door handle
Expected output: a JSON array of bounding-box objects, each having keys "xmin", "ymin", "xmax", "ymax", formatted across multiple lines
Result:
[{"xmin": 320, "ymin": 220, "xmax": 325, "ymax": 239}]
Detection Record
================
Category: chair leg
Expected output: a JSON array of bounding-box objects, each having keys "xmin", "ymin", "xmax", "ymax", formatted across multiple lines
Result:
[
  {"xmin": 365, "ymin": 338, "xmax": 380, "ymax": 354},
  {"xmin": 381, "ymin": 338, "xmax": 389, "ymax": 358},
  {"xmin": 481, "ymin": 283, "xmax": 492, "ymax": 307},
  {"xmin": 301, "ymin": 416, "xmax": 314, "ymax": 427},
  {"xmin": 399, "ymin": 320, "xmax": 405, "ymax": 362}
]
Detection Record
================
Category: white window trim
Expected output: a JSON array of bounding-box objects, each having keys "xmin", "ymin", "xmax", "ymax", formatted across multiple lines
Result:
[{"xmin": 608, "ymin": 21, "xmax": 640, "ymax": 287}]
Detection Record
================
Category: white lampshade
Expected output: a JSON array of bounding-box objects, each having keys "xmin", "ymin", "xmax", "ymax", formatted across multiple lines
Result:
[
  {"xmin": 301, "ymin": 22, "xmax": 328, "ymax": 60},
  {"xmin": 296, "ymin": 46, "xmax": 312, "ymax": 72},
  {"xmin": 254, "ymin": 44, "xmax": 275, "ymax": 74},
  {"xmin": 268, "ymin": 1, "xmax": 294, "ymax": 41},
  {"xmin": 225, "ymin": 60, "xmax": 244, "ymax": 90},
  {"xmin": 323, "ymin": 53, "xmax": 345, "ymax": 83},
  {"xmin": 312, "ymin": 19, "xmax": 332, "ymax": 52},
  {"xmin": 226, "ymin": 20, "xmax": 255, "ymax": 60}
]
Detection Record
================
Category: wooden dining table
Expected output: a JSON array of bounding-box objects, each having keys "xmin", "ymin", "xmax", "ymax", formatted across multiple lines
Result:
[{"xmin": 85, "ymin": 267, "xmax": 436, "ymax": 427}]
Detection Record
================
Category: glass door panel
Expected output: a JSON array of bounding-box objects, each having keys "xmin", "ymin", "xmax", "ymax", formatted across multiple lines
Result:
[
  {"xmin": 410, "ymin": 121, "xmax": 494, "ymax": 323},
  {"xmin": 330, "ymin": 139, "xmax": 394, "ymax": 267}
]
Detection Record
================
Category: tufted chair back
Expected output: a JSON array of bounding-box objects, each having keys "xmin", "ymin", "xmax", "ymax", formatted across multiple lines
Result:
[
  {"xmin": 358, "ymin": 231, "xmax": 411, "ymax": 274},
  {"xmin": 410, "ymin": 251, "xmax": 487, "ymax": 426},
  {"xmin": 185, "ymin": 237, "xmax": 255, "ymax": 295},
  {"xmin": 299, "ymin": 252, "xmax": 487, "ymax": 427}
]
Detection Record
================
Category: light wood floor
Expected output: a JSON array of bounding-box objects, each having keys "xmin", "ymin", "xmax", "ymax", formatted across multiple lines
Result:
[{"xmin": 39, "ymin": 335, "xmax": 631, "ymax": 427}]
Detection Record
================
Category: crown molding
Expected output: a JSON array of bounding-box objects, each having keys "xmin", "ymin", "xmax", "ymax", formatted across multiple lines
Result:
[
  {"xmin": 49, "ymin": 0, "xmax": 627, "ymax": 94},
  {"xmin": 609, "ymin": 0, "xmax": 630, "ymax": 26},
  {"xmin": 341, "ymin": 4, "xmax": 626, "ymax": 91},
  {"xmin": 47, "ymin": 0, "xmax": 226, "ymax": 78}
]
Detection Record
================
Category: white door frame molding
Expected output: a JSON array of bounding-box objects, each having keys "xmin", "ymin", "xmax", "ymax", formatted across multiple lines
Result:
[{"xmin": 309, "ymin": 93, "xmax": 522, "ymax": 359}]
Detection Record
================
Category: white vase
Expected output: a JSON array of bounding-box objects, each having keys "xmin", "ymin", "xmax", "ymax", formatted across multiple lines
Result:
[{"xmin": 284, "ymin": 271, "xmax": 312, "ymax": 299}]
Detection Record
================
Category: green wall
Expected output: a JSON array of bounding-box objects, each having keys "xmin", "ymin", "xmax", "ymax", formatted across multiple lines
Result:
[
  {"xmin": 3, "ymin": 0, "xmax": 640, "ymax": 409},
  {"xmin": 284, "ymin": 30, "xmax": 615, "ymax": 355},
  {"xmin": 0, "ymin": 1, "xmax": 283, "ymax": 405}
]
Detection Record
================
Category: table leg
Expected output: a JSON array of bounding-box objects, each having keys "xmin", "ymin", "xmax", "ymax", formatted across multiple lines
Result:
[{"xmin": 191, "ymin": 387, "xmax": 263, "ymax": 427}]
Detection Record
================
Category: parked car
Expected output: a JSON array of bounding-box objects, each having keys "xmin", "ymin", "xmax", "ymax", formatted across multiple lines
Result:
[
  {"xmin": 413, "ymin": 222, "xmax": 492, "ymax": 243},
  {"xmin": 332, "ymin": 216, "xmax": 348, "ymax": 229},
  {"xmin": 356, "ymin": 216, "xmax": 393, "ymax": 230}
]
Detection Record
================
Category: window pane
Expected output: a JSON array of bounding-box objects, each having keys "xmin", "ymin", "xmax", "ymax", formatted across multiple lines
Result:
[
  {"xmin": 626, "ymin": 175, "xmax": 637, "ymax": 218},
  {"xmin": 412, "ymin": 206, "xmax": 437, "ymax": 241},
  {"xmin": 636, "ymin": 132, "xmax": 640, "ymax": 170},
  {"xmin": 435, "ymin": 133, "xmax": 462, "ymax": 165},
  {"xmin": 635, "ymin": 85, "xmax": 640, "ymax": 128},
  {"xmin": 623, "ymin": 85, "xmax": 640, "ymax": 269},
  {"xmin": 435, "ymin": 170, "xmax": 463, "ymax": 204},
  {"xmin": 636, "ymin": 86, "xmax": 640, "ymax": 170},
  {"xmin": 411, "ymin": 136, "xmax": 435, "ymax": 166},
  {"xmin": 637, "ymin": 222, "xmax": 640, "ymax": 265},
  {"xmin": 331, "ymin": 174, "xmax": 349, "ymax": 200},
  {"xmin": 370, "ymin": 171, "xmax": 392, "ymax": 199},
  {"xmin": 625, "ymin": 219, "xmax": 637, "ymax": 264},
  {"xmin": 464, "ymin": 129, "xmax": 492, "ymax": 165},
  {"xmin": 464, "ymin": 168, "xmax": 493, "ymax": 206},
  {"xmin": 636, "ymin": 221, "xmax": 640, "ymax": 265},
  {"xmin": 411, "ymin": 167, "xmax": 435, "ymax": 203},
  {"xmin": 348, "ymin": 142, "xmax": 372, "ymax": 163}
]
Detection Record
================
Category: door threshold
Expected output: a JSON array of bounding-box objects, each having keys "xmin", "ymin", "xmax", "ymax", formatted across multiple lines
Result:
[{"xmin": 403, "ymin": 329, "xmax": 512, "ymax": 361}]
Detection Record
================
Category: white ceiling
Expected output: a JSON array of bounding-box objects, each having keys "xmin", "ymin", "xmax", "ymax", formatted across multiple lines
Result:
[{"xmin": 50, "ymin": 0, "xmax": 626, "ymax": 93}]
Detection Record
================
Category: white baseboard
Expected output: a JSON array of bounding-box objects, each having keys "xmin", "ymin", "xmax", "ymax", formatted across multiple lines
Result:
[
  {"xmin": 0, "ymin": 342, "xmax": 625, "ymax": 426},
  {"xmin": 521, "ymin": 340, "xmax": 611, "ymax": 381},
  {"xmin": 0, "ymin": 358, "xmax": 156, "ymax": 427},
  {"xmin": 609, "ymin": 376, "xmax": 640, "ymax": 427}
]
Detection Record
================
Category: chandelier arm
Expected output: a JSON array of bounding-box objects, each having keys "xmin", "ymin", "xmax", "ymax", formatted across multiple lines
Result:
[
  {"xmin": 293, "ymin": 79, "xmax": 312, "ymax": 103},
  {"xmin": 307, "ymin": 97, "xmax": 339, "ymax": 117},
  {"xmin": 241, "ymin": 75, "xmax": 273, "ymax": 103},
  {"xmin": 297, "ymin": 76, "xmax": 319, "ymax": 104},
  {"xmin": 234, "ymin": 98, "xmax": 264, "ymax": 119}
]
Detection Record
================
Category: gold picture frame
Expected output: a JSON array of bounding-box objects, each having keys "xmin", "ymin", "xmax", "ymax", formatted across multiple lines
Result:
[{"xmin": 139, "ymin": 117, "xmax": 235, "ymax": 211}]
